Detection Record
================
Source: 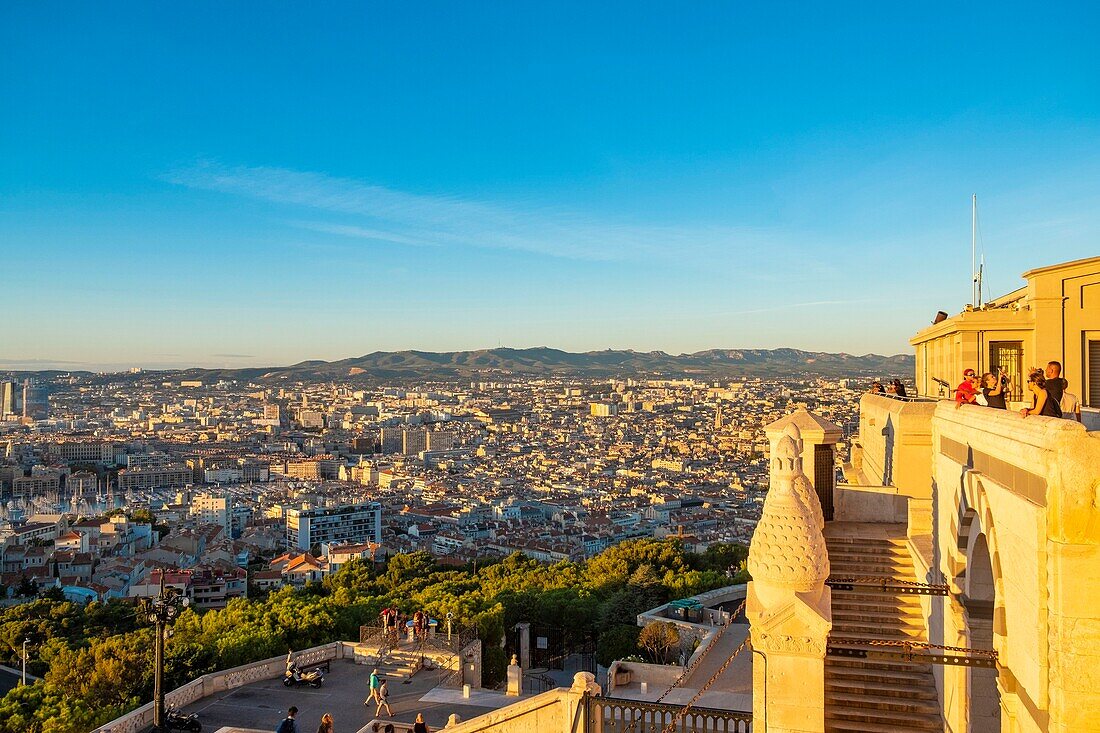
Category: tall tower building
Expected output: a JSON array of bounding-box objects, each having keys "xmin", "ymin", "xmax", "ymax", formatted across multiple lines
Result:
[
  {"xmin": 714, "ymin": 401, "xmax": 723, "ymax": 431},
  {"xmin": 0, "ymin": 380, "xmax": 16, "ymax": 418}
]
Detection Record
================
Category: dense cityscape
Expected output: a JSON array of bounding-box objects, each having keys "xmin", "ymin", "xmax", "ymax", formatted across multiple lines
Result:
[{"xmin": 0, "ymin": 368, "xmax": 879, "ymax": 608}]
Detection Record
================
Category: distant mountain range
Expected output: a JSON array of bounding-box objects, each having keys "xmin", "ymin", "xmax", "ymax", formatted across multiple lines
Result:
[
  {"xmin": 6, "ymin": 347, "xmax": 914, "ymax": 383},
  {"xmin": 164, "ymin": 347, "xmax": 913, "ymax": 382}
]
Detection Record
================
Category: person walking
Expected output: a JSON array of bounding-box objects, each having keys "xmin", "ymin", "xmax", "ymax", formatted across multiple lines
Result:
[
  {"xmin": 276, "ymin": 706, "xmax": 299, "ymax": 733},
  {"xmin": 375, "ymin": 678, "xmax": 394, "ymax": 717},
  {"xmin": 316, "ymin": 713, "xmax": 334, "ymax": 733},
  {"xmin": 366, "ymin": 669, "xmax": 381, "ymax": 705},
  {"xmin": 413, "ymin": 712, "xmax": 430, "ymax": 733}
]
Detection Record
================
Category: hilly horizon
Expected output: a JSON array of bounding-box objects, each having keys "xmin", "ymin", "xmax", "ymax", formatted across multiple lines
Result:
[{"xmin": 7, "ymin": 346, "xmax": 914, "ymax": 382}]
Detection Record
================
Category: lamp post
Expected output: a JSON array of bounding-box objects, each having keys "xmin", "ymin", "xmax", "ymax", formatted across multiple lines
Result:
[
  {"xmin": 143, "ymin": 576, "xmax": 190, "ymax": 733},
  {"xmin": 21, "ymin": 639, "xmax": 29, "ymax": 685},
  {"xmin": 446, "ymin": 612, "xmax": 454, "ymax": 642}
]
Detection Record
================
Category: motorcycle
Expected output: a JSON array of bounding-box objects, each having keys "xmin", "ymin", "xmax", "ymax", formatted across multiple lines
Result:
[
  {"xmin": 154, "ymin": 708, "xmax": 202, "ymax": 732},
  {"xmin": 283, "ymin": 663, "xmax": 325, "ymax": 688}
]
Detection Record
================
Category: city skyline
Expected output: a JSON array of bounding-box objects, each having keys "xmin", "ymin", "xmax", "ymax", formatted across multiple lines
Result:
[{"xmin": 3, "ymin": 3, "xmax": 1099, "ymax": 369}]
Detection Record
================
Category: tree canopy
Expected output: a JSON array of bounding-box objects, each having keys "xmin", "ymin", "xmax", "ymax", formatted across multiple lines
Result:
[{"xmin": 0, "ymin": 538, "xmax": 747, "ymax": 733}]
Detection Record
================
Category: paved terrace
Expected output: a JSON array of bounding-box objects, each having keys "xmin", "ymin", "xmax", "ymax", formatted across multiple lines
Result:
[{"xmin": 181, "ymin": 659, "xmax": 519, "ymax": 733}]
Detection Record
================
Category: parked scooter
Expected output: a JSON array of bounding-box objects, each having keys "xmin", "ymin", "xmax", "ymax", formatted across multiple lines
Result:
[
  {"xmin": 283, "ymin": 663, "xmax": 325, "ymax": 688},
  {"xmin": 158, "ymin": 708, "xmax": 202, "ymax": 732}
]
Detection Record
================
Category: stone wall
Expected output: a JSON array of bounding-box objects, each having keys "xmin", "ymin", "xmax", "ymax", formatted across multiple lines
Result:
[{"xmin": 929, "ymin": 402, "xmax": 1100, "ymax": 733}]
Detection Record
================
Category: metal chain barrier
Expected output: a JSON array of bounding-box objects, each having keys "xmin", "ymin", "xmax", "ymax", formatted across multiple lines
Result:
[
  {"xmin": 654, "ymin": 599, "xmax": 746, "ymax": 704},
  {"xmin": 618, "ymin": 598, "xmax": 747, "ymax": 733},
  {"xmin": 658, "ymin": 632, "xmax": 753, "ymax": 733},
  {"xmin": 833, "ymin": 637, "xmax": 998, "ymax": 660},
  {"xmin": 828, "ymin": 575, "xmax": 949, "ymax": 590}
]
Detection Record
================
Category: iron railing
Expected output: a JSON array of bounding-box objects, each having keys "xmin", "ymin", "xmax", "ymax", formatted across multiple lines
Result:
[{"xmin": 587, "ymin": 696, "xmax": 752, "ymax": 733}]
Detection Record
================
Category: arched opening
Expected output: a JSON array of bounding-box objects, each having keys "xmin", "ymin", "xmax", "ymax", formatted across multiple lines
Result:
[{"xmin": 966, "ymin": 532, "xmax": 1001, "ymax": 732}]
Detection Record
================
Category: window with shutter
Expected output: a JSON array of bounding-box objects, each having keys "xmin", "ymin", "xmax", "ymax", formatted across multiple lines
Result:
[{"xmin": 1088, "ymin": 340, "xmax": 1100, "ymax": 407}]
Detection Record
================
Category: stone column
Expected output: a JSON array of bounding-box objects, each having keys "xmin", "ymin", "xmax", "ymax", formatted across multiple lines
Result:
[
  {"xmin": 747, "ymin": 425, "xmax": 832, "ymax": 733},
  {"xmin": 515, "ymin": 622, "xmax": 532, "ymax": 669},
  {"xmin": 506, "ymin": 654, "xmax": 522, "ymax": 696}
]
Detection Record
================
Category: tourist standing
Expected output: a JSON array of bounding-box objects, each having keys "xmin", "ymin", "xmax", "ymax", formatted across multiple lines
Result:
[
  {"xmin": 316, "ymin": 713, "xmax": 334, "ymax": 733},
  {"xmin": 980, "ymin": 372, "xmax": 1008, "ymax": 410},
  {"xmin": 892, "ymin": 379, "xmax": 907, "ymax": 398},
  {"xmin": 413, "ymin": 712, "xmax": 430, "ymax": 733}
]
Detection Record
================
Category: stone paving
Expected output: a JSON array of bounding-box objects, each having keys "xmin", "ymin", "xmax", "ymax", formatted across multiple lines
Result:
[{"xmin": 181, "ymin": 659, "xmax": 510, "ymax": 733}]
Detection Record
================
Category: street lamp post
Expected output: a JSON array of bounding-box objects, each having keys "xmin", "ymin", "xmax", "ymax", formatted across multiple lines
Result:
[
  {"xmin": 143, "ymin": 577, "xmax": 189, "ymax": 733},
  {"xmin": 21, "ymin": 639, "xmax": 29, "ymax": 686}
]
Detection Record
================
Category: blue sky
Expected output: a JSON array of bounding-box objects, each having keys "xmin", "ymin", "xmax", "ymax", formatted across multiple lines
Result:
[{"xmin": 2, "ymin": 2, "xmax": 1099, "ymax": 370}]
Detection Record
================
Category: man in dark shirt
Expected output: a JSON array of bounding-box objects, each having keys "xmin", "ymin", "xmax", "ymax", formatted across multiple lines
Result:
[
  {"xmin": 276, "ymin": 706, "xmax": 299, "ymax": 733},
  {"xmin": 1044, "ymin": 361, "xmax": 1066, "ymax": 404}
]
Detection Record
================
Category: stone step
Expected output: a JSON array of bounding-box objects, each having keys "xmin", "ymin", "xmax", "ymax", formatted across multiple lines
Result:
[
  {"xmin": 827, "ymin": 620, "xmax": 932, "ymax": 638},
  {"xmin": 827, "ymin": 559, "xmax": 915, "ymax": 572},
  {"xmin": 826, "ymin": 678, "xmax": 939, "ymax": 700},
  {"xmin": 828, "ymin": 589, "xmax": 924, "ymax": 603},
  {"xmin": 826, "ymin": 717, "xmax": 942, "ymax": 733},
  {"xmin": 825, "ymin": 537, "xmax": 908, "ymax": 547},
  {"xmin": 826, "ymin": 666, "xmax": 937, "ymax": 685},
  {"xmin": 828, "ymin": 547, "xmax": 911, "ymax": 558},
  {"xmin": 826, "ymin": 657, "xmax": 934, "ymax": 674},
  {"xmin": 825, "ymin": 707, "xmax": 942, "ymax": 730},
  {"xmin": 826, "ymin": 690, "xmax": 941, "ymax": 715},
  {"xmin": 836, "ymin": 603, "xmax": 924, "ymax": 620},
  {"xmin": 831, "ymin": 622, "xmax": 924, "ymax": 638}
]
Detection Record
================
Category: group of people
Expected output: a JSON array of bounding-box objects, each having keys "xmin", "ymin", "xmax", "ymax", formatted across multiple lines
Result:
[
  {"xmin": 367, "ymin": 668, "xmax": 394, "ymax": 717},
  {"xmin": 276, "ymin": 707, "xmax": 429, "ymax": 733},
  {"xmin": 274, "ymin": 707, "xmax": 333, "ymax": 733},
  {"xmin": 869, "ymin": 379, "xmax": 908, "ymax": 397},
  {"xmin": 379, "ymin": 607, "xmax": 433, "ymax": 641},
  {"xmin": 955, "ymin": 360, "xmax": 1081, "ymax": 421}
]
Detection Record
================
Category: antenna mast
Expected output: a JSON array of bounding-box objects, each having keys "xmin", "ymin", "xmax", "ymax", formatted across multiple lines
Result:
[{"xmin": 971, "ymin": 194, "xmax": 977, "ymax": 307}]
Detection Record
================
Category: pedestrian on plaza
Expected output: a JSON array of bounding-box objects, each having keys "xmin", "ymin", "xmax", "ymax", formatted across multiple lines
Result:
[
  {"xmin": 366, "ymin": 668, "xmax": 381, "ymax": 705},
  {"xmin": 276, "ymin": 706, "xmax": 299, "ymax": 733},
  {"xmin": 316, "ymin": 713, "xmax": 334, "ymax": 733},
  {"xmin": 375, "ymin": 678, "xmax": 394, "ymax": 717},
  {"xmin": 413, "ymin": 712, "xmax": 430, "ymax": 733}
]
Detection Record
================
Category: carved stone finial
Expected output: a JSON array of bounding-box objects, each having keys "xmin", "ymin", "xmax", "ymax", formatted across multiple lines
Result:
[
  {"xmin": 571, "ymin": 671, "xmax": 601, "ymax": 696},
  {"xmin": 510, "ymin": 654, "xmax": 519, "ymax": 667},
  {"xmin": 749, "ymin": 425, "xmax": 829, "ymax": 606}
]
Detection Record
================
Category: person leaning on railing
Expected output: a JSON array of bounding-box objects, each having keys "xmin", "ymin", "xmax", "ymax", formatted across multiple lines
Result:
[{"xmin": 1021, "ymin": 371, "xmax": 1062, "ymax": 419}]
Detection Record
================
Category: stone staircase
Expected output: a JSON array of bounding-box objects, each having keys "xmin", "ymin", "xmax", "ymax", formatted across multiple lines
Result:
[
  {"xmin": 355, "ymin": 644, "xmax": 424, "ymax": 681},
  {"xmin": 824, "ymin": 526, "xmax": 943, "ymax": 732}
]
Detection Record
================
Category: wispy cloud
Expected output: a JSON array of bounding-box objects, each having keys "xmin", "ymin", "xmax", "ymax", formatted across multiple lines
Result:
[
  {"xmin": 211, "ymin": 353, "xmax": 256, "ymax": 359},
  {"xmin": 0, "ymin": 357, "xmax": 83, "ymax": 366},
  {"xmin": 166, "ymin": 161, "xmax": 802, "ymax": 263}
]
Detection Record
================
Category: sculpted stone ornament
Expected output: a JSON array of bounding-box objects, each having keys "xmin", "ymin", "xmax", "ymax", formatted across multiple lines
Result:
[
  {"xmin": 753, "ymin": 630, "xmax": 827, "ymax": 657},
  {"xmin": 748, "ymin": 429, "xmax": 830, "ymax": 607}
]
